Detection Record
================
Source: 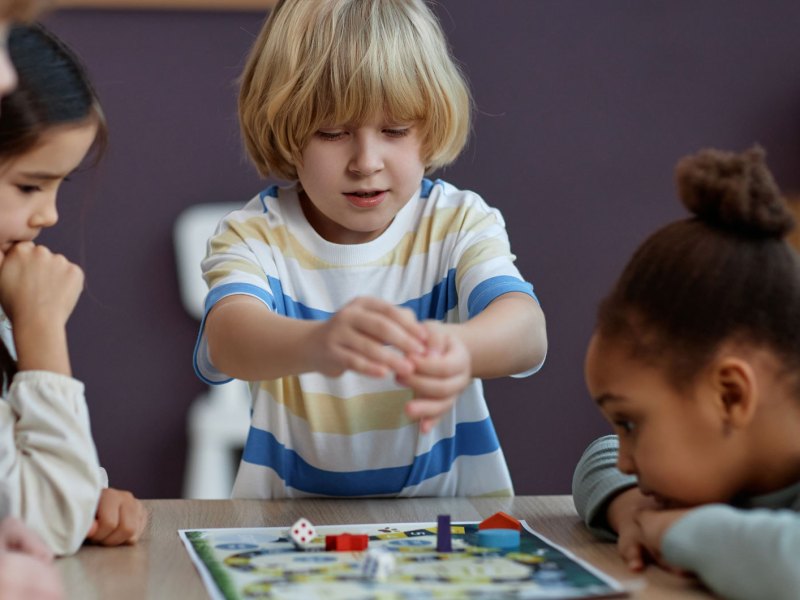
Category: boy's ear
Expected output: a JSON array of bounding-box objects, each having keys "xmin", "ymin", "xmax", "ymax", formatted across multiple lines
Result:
[{"xmin": 709, "ymin": 357, "xmax": 758, "ymax": 430}]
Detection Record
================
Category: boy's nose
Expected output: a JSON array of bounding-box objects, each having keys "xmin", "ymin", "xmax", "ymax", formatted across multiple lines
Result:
[{"xmin": 349, "ymin": 139, "xmax": 384, "ymax": 175}]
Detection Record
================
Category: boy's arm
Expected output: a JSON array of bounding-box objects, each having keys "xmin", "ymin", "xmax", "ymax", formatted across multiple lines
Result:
[
  {"xmin": 205, "ymin": 295, "xmax": 428, "ymax": 381},
  {"xmin": 446, "ymin": 292, "xmax": 546, "ymax": 378},
  {"xmin": 640, "ymin": 505, "xmax": 800, "ymax": 600}
]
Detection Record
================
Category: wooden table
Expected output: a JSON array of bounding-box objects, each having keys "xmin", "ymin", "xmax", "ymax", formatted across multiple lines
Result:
[{"xmin": 58, "ymin": 496, "xmax": 715, "ymax": 599}]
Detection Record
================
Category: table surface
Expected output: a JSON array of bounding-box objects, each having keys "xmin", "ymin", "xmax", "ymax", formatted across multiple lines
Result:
[{"xmin": 57, "ymin": 496, "xmax": 715, "ymax": 599}]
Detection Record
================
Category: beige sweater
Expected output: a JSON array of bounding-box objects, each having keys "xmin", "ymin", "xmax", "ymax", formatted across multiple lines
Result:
[{"xmin": 0, "ymin": 370, "xmax": 104, "ymax": 555}]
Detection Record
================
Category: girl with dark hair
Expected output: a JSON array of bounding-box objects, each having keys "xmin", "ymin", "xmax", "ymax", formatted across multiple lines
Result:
[
  {"xmin": 572, "ymin": 146, "xmax": 800, "ymax": 599},
  {"xmin": 0, "ymin": 23, "xmax": 145, "ymax": 558}
]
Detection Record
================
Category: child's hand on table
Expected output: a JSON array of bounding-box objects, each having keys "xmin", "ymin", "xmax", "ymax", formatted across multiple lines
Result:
[
  {"xmin": 0, "ymin": 517, "xmax": 63, "ymax": 600},
  {"xmin": 606, "ymin": 487, "xmax": 662, "ymax": 572},
  {"xmin": 399, "ymin": 321, "xmax": 471, "ymax": 434},
  {"xmin": 86, "ymin": 488, "xmax": 148, "ymax": 546},
  {"xmin": 311, "ymin": 297, "xmax": 428, "ymax": 379},
  {"xmin": 635, "ymin": 506, "xmax": 693, "ymax": 574}
]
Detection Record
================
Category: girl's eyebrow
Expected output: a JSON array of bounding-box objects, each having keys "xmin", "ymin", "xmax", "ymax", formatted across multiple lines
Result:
[
  {"xmin": 18, "ymin": 171, "xmax": 66, "ymax": 181},
  {"xmin": 594, "ymin": 393, "xmax": 626, "ymax": 407}
]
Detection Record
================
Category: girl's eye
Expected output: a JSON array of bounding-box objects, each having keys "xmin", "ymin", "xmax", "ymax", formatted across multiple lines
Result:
[
  {"xmin": 614, "ymin": 420, "xmax": 636, "ymax": 434},
  {"xmin": 316, "ymin": 130, "xmax": 346, "ymax": 141},
  {"xmin": 16, "ymin": 184, "xmax": 41, "ymax": 194}
]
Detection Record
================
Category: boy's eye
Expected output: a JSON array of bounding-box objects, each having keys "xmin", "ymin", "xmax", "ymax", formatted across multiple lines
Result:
[
  {"xmin": 16, "ymin": 184, "xmax": 41, "ymax": 194},
  {"xmin": 316, "ymin": 130, "xmax": 346, "ymax": 141},
  {"xmin": 383, "ymin": 128, "xmax": 410, "ymax": 138}
]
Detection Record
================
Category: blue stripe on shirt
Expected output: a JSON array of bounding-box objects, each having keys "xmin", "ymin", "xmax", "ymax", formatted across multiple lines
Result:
[
  {"xmin": 467, "ymin": 275, "xmax": 537, "ymax": 319},
  {"xmin": 240, "ymin": 417, "xmax": 501, "ymax": 496},
  {"xmin": 253, "ymin": 273, "xmax": 459, "ymax": 322}
]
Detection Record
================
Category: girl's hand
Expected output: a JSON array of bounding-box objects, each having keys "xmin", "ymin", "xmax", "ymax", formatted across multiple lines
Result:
[
  {"xmin": 85, "ymin": 488, "xmax": 148, "ymax": 546},
  {"xmin": 0, "ymin": 517, "xmax": 52, "ymax": 563},
  {"xmin": 635, "ymin": 507, "xmax": 693, "ymax": 572},
  {"xmin": 606, "ymin": 487, "xmax": 662, "ymax": 571},
  {"xmin": 399, "ymin": 321, "xmax": 471, "ymax": 433},
  {"xmin": 0, "ymin": 242, "xmax": 83, "ymax": 329},
  {"xmin": 310, "ymin": 297, "xmax": 427, "ymax": 379},
  {"xmin": 0, "ymin": 552, "xmax": 63, "ymax": 600},
  {"xmin": 0, "ymin": 518, "xmax": 62, "ymax": 600}
]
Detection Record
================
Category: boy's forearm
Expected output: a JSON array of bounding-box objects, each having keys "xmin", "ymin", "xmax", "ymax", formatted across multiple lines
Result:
[
  {"xmin": 450, "ymin": 292, "xmax": 547, "ymax": 378},
  {"xmin": 205, "ymin": 296, "xmax": 318, "ymax": 381}
]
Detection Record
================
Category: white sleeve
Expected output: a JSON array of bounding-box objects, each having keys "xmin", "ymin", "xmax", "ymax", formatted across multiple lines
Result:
[
  {"xmin": 663, "ymin": 504, "xmax": 800, "ymax": 600},
  {"xmin": 0, "ymin": 371, "xmax": 103, "ymax": 555}
]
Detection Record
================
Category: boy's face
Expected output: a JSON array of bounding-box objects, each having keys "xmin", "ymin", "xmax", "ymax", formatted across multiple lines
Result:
[
  {"xmin": 296, "ymin": 115, "xmax": 425, "ymax": 244},
  {"xmin": 584, "ymin": 333, "xmax": 747, "ymax": 508}
]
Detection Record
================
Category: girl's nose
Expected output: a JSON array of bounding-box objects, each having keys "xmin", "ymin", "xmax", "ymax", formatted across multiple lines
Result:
[
  {"xmin": 30, "ymin": 197, "xmax": 59, "ymax": 229},
  {"xmin": 616, "ymin": 443, "xmax": 636, "ymax": 476}
]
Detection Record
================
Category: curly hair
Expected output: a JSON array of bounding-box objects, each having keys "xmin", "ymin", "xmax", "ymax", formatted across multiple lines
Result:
[{"xmin": 596, "ymin": 146, "xmax": 800, "ymax": 392}]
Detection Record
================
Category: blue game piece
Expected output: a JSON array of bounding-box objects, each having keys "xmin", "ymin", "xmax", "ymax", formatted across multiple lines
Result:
[
  {"xmin": 476, "ymin": 528, "xmax": 520, "ymax": 550},
  {"xmin": 436, "ymin": 514, "xmax": 452, "ymax": 552}
]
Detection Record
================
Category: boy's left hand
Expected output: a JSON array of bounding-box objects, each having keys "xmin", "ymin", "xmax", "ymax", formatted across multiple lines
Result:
[
  {"xmin": 85, "ymin": 488, "xmax": 148, "ymax": 546},
  {"xmin": 398, "ymin": 321, "xmax": 471, "ymax": 433}
]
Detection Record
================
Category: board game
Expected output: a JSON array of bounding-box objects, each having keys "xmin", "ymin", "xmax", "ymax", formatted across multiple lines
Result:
[{"xmin": 180, "ymin": 519, "xmax": 627, "ymax": 599}]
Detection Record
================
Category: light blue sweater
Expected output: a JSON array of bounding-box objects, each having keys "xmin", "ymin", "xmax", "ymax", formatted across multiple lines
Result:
[{"xmin": 572, "ymin": 435, "xmax": 800, "ymax": 600}]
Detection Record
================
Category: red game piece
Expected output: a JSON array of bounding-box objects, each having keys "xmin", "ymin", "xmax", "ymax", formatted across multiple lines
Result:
[
  {"xmin": 478, "ymin": 511, "xmax": 521, "ymax": 531},
  {"xmin": 325, "ymin": 533, "xmax": 369, "ymax": 551}
]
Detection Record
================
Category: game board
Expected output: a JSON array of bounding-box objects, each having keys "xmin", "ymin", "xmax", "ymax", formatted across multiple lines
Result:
[{"xmin": 180, "ymin": 520, "xmax": 627, "ymax": 599}]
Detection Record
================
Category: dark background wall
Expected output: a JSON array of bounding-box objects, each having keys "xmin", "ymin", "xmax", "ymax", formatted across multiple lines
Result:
[{"xmin": 38, "ymin": 1, "xmax": 800, "ymax": 499}]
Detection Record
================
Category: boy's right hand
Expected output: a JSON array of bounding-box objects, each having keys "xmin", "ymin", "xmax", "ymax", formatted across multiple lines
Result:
[
  {"xmin": 0, "ymin": 242, "xmax": 84, "ymax": 329},
  {"xmin": 310, "ymin": 297, "xmax": 427, "ymax": 379}
]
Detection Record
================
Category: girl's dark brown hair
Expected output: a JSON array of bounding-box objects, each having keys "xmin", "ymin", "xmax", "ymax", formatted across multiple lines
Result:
[
  {"xmin": 0, "ymin": 23, "xmax": 105, "ymax": 389},
  {"xmin": 596, "ymin": 146, "xmax": 800, "ymax": 390}
]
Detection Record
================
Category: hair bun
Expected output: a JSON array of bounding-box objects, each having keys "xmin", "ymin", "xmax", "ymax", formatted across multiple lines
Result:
[{"xmin": 674, "ymin": 145, "xmax": 794, "ymax": 238}]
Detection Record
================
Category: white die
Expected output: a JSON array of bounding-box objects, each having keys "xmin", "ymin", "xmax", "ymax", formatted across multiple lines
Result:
[
  {"xmin": 290, "ymin": 518, "xmax": 317, "ymax": 548},
  {"xmin": 361, "ymin": 548, "xmax": 396, "ymax": 581}
]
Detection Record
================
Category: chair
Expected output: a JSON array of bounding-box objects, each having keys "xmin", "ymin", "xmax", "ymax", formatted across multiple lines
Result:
[{"xmin": 174, "ymin": 203, "xmax": 251, "ymax": 499}]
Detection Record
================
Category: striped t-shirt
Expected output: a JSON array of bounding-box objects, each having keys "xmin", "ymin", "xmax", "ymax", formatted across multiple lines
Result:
[{"xmin": 194, "ymin": 178, "xmax": 542, "ymax": 498}]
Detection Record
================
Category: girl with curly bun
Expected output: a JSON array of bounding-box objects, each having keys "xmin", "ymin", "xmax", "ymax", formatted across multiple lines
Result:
[{"xmin": 572, "ymin": 146, "xmax": 800, "ymax": 600}]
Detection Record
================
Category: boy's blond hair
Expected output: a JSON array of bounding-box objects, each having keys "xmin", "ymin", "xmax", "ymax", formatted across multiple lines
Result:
[{"xmin": 239, "ymin": 0, "xmax": 471, "ymax": 180}]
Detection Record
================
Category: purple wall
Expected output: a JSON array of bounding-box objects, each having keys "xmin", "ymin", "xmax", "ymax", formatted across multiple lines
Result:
[{"xmin": 39, "ymin": 1, "xmax": 800, "ymax": 498}]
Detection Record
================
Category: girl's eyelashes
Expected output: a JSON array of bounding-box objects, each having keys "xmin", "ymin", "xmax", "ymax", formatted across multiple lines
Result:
[
  {"xmin": 16, "ymin": 184, "xmax": 41, "ymax": 194},
  {"xmin": 615, "ymin": 420, "xmax": 635, "ymax": 434}
]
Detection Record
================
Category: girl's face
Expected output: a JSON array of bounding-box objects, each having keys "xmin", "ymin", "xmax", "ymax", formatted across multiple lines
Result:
[
  {"xmin": 296, "ymin": 114, "xmax": 426, "ymax": 245},
  {"xmin": 584, "ymin": 333, "xmax": 750, "ymax": 508},
  {"xmin": 0, "ymin": 120, "xmax": 98, "ymax": 251}
]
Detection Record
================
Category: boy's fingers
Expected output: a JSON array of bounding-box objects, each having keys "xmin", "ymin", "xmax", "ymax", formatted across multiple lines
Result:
[
  {"xmin": 357, "ymin": 312, "xmax": 426, "ymax": 356},
  {"xmin": 404, "ymin": 397, "xmax": 454, "ymax": 422},
  {"xmin": 399, "ymin": 372, "xmax": 460, "ymax": 398}
]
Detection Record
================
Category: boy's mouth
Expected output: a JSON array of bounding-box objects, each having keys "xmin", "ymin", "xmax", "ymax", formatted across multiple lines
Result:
[{"xmin": 345, "ymin": 190, "xmax": 386, "ymax": 207}]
